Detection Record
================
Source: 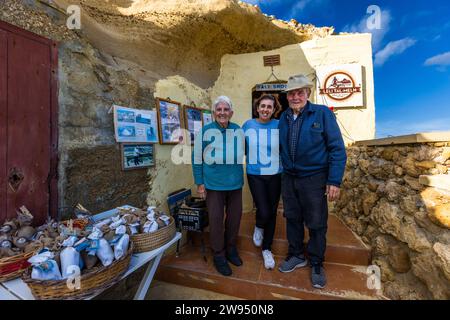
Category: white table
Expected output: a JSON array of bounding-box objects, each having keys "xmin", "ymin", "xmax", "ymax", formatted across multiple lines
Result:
[{"xmin": 0, "ymin": 205, "xmax": 182, "ymax": 300}]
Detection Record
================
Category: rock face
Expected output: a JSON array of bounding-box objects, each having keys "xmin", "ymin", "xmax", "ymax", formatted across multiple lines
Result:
[
  {"xmin": 53, "ymin": 0, "xmax": 333, "ymax": 88},
  {"xmin": 334, "ymin": 142, "xmax": 450, "ymax": 299},
  {"xmin": 0, "ymin": 0, "xmax": 333, "ymax": 217}
]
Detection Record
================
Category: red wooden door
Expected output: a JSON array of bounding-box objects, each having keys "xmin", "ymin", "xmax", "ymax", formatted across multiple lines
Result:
[
  {"xmin": 0, "ymin": 22, "xmax": 58, "ymax": 225},
  {"xmin": 0, "ymin": 30, "xmax": 7, "ymax": 221}
]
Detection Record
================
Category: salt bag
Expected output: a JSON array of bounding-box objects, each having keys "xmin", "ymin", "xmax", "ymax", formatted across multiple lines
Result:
[
  {"xmin": 88, "ymin": 227, "xmax": 103, "ymax": 240},
  {"xmin": 28, "ymin": 251, "xmax": 62, "ymax": 281},
  {"xmin": 31, "ymin": 260, "xmax": 62, "ymax": 281},
  {"xmin": 96, "ymin": 238, "xmax": 114, "ymax": 266},
  {"xmin": 114, "ymin": 234, "xmax": 129, "ymax": 260},
  {"xmin": 143, "ymin": 220, "xmax": 158, "ymax": 233},
  {"xmin": 60, "ymin": 246, "xmax": 81, "ymax": 279}
]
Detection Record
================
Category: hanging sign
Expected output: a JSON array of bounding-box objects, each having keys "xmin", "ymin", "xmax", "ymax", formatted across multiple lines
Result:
[
  {"xmin": 316, "ymin": 64, "xmax": 364, "ymax": 108},
  {"xmin": 255, "ymin": 83, "xmax": 287, "ymax": 91}
]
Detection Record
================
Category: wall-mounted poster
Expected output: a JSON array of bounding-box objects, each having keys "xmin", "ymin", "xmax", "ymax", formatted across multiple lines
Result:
[
  {"xmin": 155, "ymin": 98, "xmax": 184, "ymax": 144},
  {"xmin": 114, "ymin": 105, "xmax": 158, "ymax": 143},
  {"xmin": 315, "ymin": 64, "xmax": 364, "ymax": 108},
  {"xmin": 202, "ymin": 109, "xmax": 213, "ymax": 126},
  {"xmin": 184, "ymin": 105, "xmax": 203, "ymax": 145},
  {"xmin": 121, "ymin": 143, "xmax": 155, "ymax": 170}
]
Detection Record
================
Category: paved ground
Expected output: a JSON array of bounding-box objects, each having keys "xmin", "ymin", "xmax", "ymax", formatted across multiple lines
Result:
[
  {"xmin": 147, "ymin": 280, "xmax": 241, "ymax": 300},
  {"xmin": 95, "ymin": 261, "xmax": 240, "ymax": 300}
]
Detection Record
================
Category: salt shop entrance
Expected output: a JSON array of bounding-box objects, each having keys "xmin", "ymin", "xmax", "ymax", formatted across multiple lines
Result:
[
  {"xmin": 251, "ymin": 80, "xmax": 288, "ymax": 119},
  {"xmin": 0, "ymin": 21, "xmax": 58, "ymax": 225}
]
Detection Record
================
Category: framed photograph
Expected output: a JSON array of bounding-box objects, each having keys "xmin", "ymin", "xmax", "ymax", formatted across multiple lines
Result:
[
  {"xmin": 183, "ymin": 105, "xmax": 203, "ymax": 145},
  {"xmin": 155, "ymin": 98, "xmax": 184, "ymax": 144},
  {"xmin": 113, "ymin": 105, "xmax": 159, "ymax": 143},
  {"xmin": 202, "ymin": 109, "xmax": 213, "ymax": 126},
  {"xmin": 121, "ymin": 143, "xmax": 155, "ymax": 170}
]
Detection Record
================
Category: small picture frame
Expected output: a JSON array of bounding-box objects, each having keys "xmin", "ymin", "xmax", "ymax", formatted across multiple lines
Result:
[
  {"xmin": 183, "ymin": 105, "xmax": 204, "ymax": 145},
  {"xmin": 202, "ymin": 109, "xmax": 213, "ymax": 126},
  {"xmin": 121, "ymin": 143, "xmax": 155, "ymax": 170},
  {"xmin": 155, "ymin": 98, "xmax": 184, "ymax": 144}
]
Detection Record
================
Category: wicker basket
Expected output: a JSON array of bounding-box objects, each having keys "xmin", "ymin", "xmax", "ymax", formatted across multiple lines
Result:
[
  {"xmin": 0, "ymin": 250, "xmax": 35, "ymax": 282},
  {"xmin": 131, "ymin": 216, "xmax": 176, "ymax": 253},
  {"xmin": 22, "ymin": 243, "xmax": 134, "ymax": 300}
]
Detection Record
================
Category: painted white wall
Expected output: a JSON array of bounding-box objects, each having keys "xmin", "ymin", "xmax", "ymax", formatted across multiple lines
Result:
[
  {"xmin": 150, "ymin": 76, "xmax": 210, "ymax": 211},
  {"xmin": 210, "ymin": 33, "xmax": 375, "ymax": 211}
]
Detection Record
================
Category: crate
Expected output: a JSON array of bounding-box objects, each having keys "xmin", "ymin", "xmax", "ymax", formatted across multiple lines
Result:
[
  {"xmin": 175, "ymin": 205, "xmax": 208, "ymax": 232},
  {"xmin": 167, "ymin": 189, "xmax": 208, "ymax": 232}
]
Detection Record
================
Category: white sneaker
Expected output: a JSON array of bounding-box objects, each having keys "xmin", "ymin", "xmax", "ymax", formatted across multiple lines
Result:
[
  {"xmin": 262, "ymin": 250, "xmax": 275, "ymax": 270},
  {"xmin": 253, "ymin": 226, "xmax": 263, "ymax": 247}
]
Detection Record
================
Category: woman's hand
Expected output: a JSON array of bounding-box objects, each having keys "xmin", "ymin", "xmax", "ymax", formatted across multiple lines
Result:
[{"xmin": 197, "ymin": 184, "xmax": 207, "ymax": 200}]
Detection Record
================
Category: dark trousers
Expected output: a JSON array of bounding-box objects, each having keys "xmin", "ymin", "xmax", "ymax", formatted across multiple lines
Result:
[
  {"xmin": 247, "ymin": 174, "xmax": 281, "ymax": 251},
  {"xmin": 206, "ymin": 189, "xmax": 243, "ymax": 257},
  {"xmin": 281, "ymin": 172, "xmax": 328, "ymax": 265}
]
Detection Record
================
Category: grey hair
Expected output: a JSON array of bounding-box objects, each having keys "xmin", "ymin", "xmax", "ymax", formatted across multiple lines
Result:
[{"xmin": 212, "ymin": 95, "xmax": 233, "ymax": 111}]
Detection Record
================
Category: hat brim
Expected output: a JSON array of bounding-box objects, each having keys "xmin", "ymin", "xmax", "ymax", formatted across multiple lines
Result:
[{"xmin": 282, "ymin": 84, "xmax": 314, "ymax": 93}]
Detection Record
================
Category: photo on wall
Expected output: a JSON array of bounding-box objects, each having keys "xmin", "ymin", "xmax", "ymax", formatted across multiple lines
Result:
[
  {"xmin": 113, "ymin": 105, "xmax": 158, "ymax": 143},
  {"xmin": 183, "ymin": 105, "xmax": 203, "ymax": 145},
  {"xmin": 121, "ymin": 143, "xmax": 155, "ymax": 170},
  {"xmin": 202, "ymin": 109, "xmax": 213, "ymax": 126},
  {"xmin": 155, "ymin": 98, "xmax": 184, "ymax": 144}
]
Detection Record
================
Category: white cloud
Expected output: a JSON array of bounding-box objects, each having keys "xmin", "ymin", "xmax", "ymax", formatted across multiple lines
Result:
[
  {"xmin": 377, "ymin": 118, "xmax": 450, "ymax": 138},
  {"xmin": 343, "ymin": 9, "xmax": 392, "ymax": 51},
  {"xmin": 424, "ymin": 51, "xmax": 450, "ymax": 67},
  {"xmin": 374, "ymin": 38, "xmax": 417, "ymax": 66},
  {"xmin": 290, "ymin": 0, "xmax": 313, "ymax": 17},
  {"xmin": 282, "ymin": 0, "xmax": 329, "ymax": 23}
]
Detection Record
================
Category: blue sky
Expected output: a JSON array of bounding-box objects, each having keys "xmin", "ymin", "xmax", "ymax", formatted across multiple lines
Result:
[{"xmin": 243, "ymin": 0, "xmax": 450, "ymax": 137}]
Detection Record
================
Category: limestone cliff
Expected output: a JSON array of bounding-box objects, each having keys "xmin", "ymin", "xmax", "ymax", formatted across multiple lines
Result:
[
  {"xmin": 52, "ymin": 0, "xmax": 333, "ymax": 87},
  {"xmin": 0, "ymin": 0, "xmax": 333, "ymax": 216}
]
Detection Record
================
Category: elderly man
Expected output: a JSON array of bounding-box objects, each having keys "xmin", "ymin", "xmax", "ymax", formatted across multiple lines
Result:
[
  {"xmin": 192, "ymin": 96, "xmax": 244, "ymax": 276},
  {"xmin": 278, "ymin": 74, "xmax": 347, "ymax": 289}
]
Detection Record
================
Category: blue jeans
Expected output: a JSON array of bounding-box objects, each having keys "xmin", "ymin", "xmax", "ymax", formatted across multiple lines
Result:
[{"xmin": 281, "ymin": 172, "xmax": 328, "ymax": 265}]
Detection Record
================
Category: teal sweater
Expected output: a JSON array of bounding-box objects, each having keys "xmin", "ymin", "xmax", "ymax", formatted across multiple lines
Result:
[{"xmin": 192, "ymin": 121, "xmax": 244, "ymax": 191}]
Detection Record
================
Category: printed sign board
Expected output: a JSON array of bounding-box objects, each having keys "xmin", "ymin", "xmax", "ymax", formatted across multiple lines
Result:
[{"xmin": 316, "ymin": 64, "xmax": 364, "ymax": 108}]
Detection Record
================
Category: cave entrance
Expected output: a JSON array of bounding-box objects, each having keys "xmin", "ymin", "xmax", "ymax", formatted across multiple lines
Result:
[{"xmin": 251, "ymin": 80, "xmax": 289, "ymax": 120}]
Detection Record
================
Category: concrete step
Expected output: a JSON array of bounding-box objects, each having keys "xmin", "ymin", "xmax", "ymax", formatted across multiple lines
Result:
[
  {"xmin": 156, "ymin": 246, "xmax": 383, "ymax": 300},
  {"xmin": 190, "ymin": 213, "xmax": 371, "ymax": 266}
]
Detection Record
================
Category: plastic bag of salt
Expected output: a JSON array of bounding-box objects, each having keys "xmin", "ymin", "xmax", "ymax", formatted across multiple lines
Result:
[
  {"xmin": 96, "ymin": 238, "xmax": 114, "ymax": 266},
  {"xmin": 60, "ymin": 246, "xmax": 81, "ymax": 279}
]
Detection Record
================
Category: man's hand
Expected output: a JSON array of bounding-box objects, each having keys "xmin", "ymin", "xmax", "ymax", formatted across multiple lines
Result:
[
  {"xmin": 326, "ymin": 185, "xmax": 340, "ymax": 202},
  {"xmin": 197, "ymin": 184, "xmax": 207, "ymax": 200}
]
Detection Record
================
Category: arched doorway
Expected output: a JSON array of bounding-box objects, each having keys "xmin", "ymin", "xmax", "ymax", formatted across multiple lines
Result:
[{"xmin": 251, "ymin": 80, "xmax": 289, "ymax": 120}]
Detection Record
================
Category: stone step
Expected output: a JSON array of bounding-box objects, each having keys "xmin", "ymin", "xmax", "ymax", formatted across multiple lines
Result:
[
  {"xmin": 156, "ymin": 246, "xmax": 383, "ymax": 300},
  {"xmin": 190, "ymin": 213, "xmax": 371, "ymax": 266}
]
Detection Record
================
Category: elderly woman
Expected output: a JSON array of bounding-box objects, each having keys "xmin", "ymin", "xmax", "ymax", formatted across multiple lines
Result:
[
  {"xmin": 243, "ymin": 94, "xmax": 282, "ymax": 270},
  {"xmin": 192, "ymin": 96, "xmax": 244, "ymax": 276}
]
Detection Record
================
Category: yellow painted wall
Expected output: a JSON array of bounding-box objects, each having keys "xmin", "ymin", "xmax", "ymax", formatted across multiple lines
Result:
[
  {"xmin": 210, "ymin": 33, "xmax": 375, "ymax": 211},
  {"xmin": 150, "ymin": 76, "xmax": 210, "ymax": 211}
]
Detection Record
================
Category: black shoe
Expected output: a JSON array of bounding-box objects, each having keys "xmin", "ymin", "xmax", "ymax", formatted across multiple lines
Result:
[
  {"xmin": 226, "ymin": 247, "xmax": 243, "ymax": 266},
  {"xmin": 213, "ymin": 256, "xmax": 232, "ymax": 276},
  {"xmin": 311, "ymin": 263, "xmax": 326, "ymax": 289}
]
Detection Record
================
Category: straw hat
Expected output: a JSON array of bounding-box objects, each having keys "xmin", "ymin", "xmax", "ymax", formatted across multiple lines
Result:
[{"xmin": 284, "ymin": 74, "xmax": 314, "ymax": 92}]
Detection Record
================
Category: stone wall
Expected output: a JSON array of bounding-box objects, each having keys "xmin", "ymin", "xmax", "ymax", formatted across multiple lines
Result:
[{"xmin": 333, "ymin": 137, "xmax": 450, "ymax": 299}]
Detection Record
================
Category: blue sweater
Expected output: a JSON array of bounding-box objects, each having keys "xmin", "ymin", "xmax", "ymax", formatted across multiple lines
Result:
[
  {"xmin": 192, "ymin": 121, "xmax": 244, "ymax": 191},
  {"xmin": 278, "ymin": 102, "xmax": 347, "ymax": 186},
  {"xmin": 242, "ymin": 118, "xmax": 282, "ymax": 175}
]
